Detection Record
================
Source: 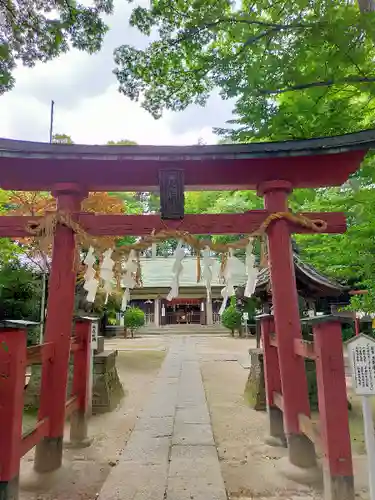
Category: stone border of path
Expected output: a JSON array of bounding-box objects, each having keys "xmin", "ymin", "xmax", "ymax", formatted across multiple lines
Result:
[{"xmin": 98, "ymin": 337, "xmax": 227, "ymax": 500}]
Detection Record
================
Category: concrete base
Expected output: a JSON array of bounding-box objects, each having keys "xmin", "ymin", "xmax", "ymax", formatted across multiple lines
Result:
[
  {"xmin": 20, "ymin": 460, "xmax": 69, "ymax": 492},
  {"xmin": 34, "ymin": 436, "xmax": 63, "ymax": 473},
  {"xmin": 0, "ymin": 476, "xmax": 19, "ymax": 500},
  {"xmin": 287, "ymin": 432, "xmax": 317, "ymax": 469},
  {"xmin": 268, "ymin": 407, "xmax": 287, "ymax": 447},
  {"xmin": 278, "ymin": 456, "xmax": 323, "ymax": 487},
  {"xmin": 264, "ymin": 435, "xmax": 287, "ymax": 448},
  {"xmin": 323, "ymin": 472, "xmax": 354, "ymax": 500},
  {"xmin": 64, "ymin": 437, "xmax": 92, "ymax": 449},
  {"xmin": 69, "ymin": 410, "xmax": 88, "ymax": 445}
]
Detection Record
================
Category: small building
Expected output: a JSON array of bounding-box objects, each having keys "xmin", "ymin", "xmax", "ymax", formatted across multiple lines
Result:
[
  {"xmin": 254, "ymin": 253, "xmax": 350, "ymax": 314},
  {"xmin": 128, "ymin": 254, "xmax": 247, "ymax": 326}
]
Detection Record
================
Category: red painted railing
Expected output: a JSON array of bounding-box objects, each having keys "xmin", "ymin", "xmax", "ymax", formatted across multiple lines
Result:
[
  {"xmin": 259, "ymin": 315, "xmax": 354, "ymax": 500},
  {"xmin": 0, "ymin": 319, "xmax": 91, "ymax": 490}
]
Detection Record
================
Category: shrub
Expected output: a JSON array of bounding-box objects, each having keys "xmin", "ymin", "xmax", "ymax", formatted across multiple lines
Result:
[
  {"xmin": 221, "ymin": 304, "xmax": 242, "ymax": 336},
  {"xmin": 123, "ymin": 307, "xmax": 145, "ymax": 338}
]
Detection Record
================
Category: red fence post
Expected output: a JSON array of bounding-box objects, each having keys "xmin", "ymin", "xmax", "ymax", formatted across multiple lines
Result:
[
  {"xmin": 259, "ymin": 180, "xmax": 316, "ymax": 469},
  {"xmin": 69, "ymin": 319, "xmax": 91, "ymax": 446},
  {"xmin": 259, "ymin": 315, "xmax": 286, "ymax": 446},
  {"xmin": 313, "ymin": 317, "xmax": 354, "ymax": 500},
  {"xmin": 0, "ymin": 328, "xmax": 27, "ymax": 500},
  {"xmin": 34, "ymin": 185, "xmax": 86, "ymax": 473}
]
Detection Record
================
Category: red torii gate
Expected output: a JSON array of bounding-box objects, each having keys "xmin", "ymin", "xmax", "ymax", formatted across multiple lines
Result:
[{"xmin": 0, "ymin": 130, "xmax": 374, "ymax": 500}]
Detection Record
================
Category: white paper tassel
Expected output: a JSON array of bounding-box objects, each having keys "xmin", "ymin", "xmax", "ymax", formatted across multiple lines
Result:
[
  {"xmin": 84, "ymin": 278, "xmax": 99, "ymax": 303},
  {"xmin": 244, "ymin": 238, "xmax": 258, "ymax": 298},
  {"xmin": 167, "ymin": 240, "xmax": 185, "ymax": 301},
  {"xmin": 83, "ymin": 246, "xmax": 99, "ymax": 303},
  {"xmin": 121, "ymin": 288, "xmax": 130, "ymax": 311},
  {"xmin": 219, "ymin": 249, "xmax": 236, "ymax": 315},
  {"xmin": 100, "ymin": 249, "xmax": 114, "ymax": 296},
  {"xmin": 120, "ymin": 251, "xmax": 138, "ymax": 311}
]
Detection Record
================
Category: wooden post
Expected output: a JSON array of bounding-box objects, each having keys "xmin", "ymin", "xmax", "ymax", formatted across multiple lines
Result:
[
  {"xmin": 206, "ymin": 296, "xmax": 213, "ymax": 326},
  {"xmin": 160, "ymin": 300, "xmax": 166, "ymax": 326},
  {"xmin": 200, "ymin": 301, "xmax": 206, "ymax": 325},
  {"xmin": 259, "ymin": 315, "xmax": 286, "ymax": 446},
  {"xmin": 69, "ymin": 320, "xmax": 91, "ymax": 447},
  {"xmin": 154, "ymin": 298, "xmax": 160, "ymax": 327},
  {"xmin": 313, "ymin": 318, "xmax": 354, "ymax": 500},
  {"xmin": 34, "ymin": 184, "xmax": 86, "ymax": 473},
  {"xmin": 0, "ymin": 328, "xmax": 27, "ymax": 500},
  {"xmin": 258, "ymin": 180, "xmax": 316, "ymax": 468}
]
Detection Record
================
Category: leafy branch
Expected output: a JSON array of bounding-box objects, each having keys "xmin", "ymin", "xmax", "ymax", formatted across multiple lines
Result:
[{"xmin": 259, "ymin": 76, "xmax": 375, "ymax": 95}]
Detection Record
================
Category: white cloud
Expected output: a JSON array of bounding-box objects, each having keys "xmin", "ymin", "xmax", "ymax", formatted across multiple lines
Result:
[{"xmin": 0, "ymin": 0, "xmax": 233, "ymax": 146}]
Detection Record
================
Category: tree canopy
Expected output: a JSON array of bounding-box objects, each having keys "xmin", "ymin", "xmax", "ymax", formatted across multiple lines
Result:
[
  {"xmin": 115, "ymin": 0, "xmax": 375, "ymax": 121},
  {"xmin": 0, "ymin": 0, "xmax": 113, "ymax": 94}
]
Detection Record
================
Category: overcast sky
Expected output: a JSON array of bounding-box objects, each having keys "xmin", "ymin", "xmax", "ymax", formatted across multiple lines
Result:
[{"xmin": 0, "ymin": 1, "xmax": 234, "ymax": 146}]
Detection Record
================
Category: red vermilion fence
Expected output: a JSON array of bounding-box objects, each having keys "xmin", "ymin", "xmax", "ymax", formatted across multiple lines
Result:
[
  {"xmin": 0, "ymin": 319, "xmax": 91, "ymax": 497},
  {"xmin": 260, "ymin": 314, "xmax": 354, "ymax": 500}
]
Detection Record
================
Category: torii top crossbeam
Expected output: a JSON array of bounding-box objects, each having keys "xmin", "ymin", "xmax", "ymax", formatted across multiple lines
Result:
[{"xmin": 0, "ymin": 129, "xmax": 375, "ymax": 192}]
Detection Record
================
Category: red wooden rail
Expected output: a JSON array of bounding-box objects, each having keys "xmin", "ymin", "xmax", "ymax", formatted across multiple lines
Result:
[
  {"xmin": 259, "ymin": 315, "xmax": 354, "ymax": 500},
  {"xmin": 0, "ymin": 320, "xmax": 91, "ymax": 492}
]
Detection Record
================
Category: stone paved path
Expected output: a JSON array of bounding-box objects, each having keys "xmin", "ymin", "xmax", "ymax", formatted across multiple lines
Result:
[{"xmin": 98, "ymin": 336, "xmax": 227, "ymax": 500}]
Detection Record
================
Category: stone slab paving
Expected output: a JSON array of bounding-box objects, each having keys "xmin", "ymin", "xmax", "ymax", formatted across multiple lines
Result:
[{"xmin": 98, "ymin": 337, "xmax": 227, "ymax": 500}]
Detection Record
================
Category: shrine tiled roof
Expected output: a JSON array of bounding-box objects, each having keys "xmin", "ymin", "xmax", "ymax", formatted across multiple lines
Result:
[
  {"xmin": 255, "ymin": 253, "xmax": 348, "ymax": 297},
  {"xmin": 0, "ymin": 130, "xmax": 373, "ymax": 191},
  {"xmin": 138, "ymin": 255, "xmax": 247, "ymax": 289},
  {"xmin": 1, "ymin": 129, "xmax": 375, "ymax": 159}
]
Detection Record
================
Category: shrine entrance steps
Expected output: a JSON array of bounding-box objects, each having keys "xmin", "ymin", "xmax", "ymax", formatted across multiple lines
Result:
[
  {"xmin": 139, "ymin": 323, "xmax": 228, "ymax": 335},
  {"xmin": 98, "ymin": 336, "xmax": 227, "ymax": 500}
]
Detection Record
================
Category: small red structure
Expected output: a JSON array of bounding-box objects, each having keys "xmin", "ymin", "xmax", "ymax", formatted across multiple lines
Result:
[
  {"xmin": 0, "ymin": 318, "xmax": 92, "ymax": 498},
  {"xmin": 0, "ymin": 130, "xmax": 374, "ymax": 500}
]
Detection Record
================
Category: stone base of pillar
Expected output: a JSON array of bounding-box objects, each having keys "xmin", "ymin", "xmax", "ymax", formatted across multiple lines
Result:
[
  {"xmin": 92, "ymin": 350, "xmax": 124, "ymax": 414},
  {"xmin": 279, "ymin": 455, "xmax": 322, "ymax": 487},
  {"xmin": 287, "ymin": 433, "xmax": 317, "ymax": 469},
  {"xmin": 34, "ymin": 436, "xmax": 63, "ymax": 473},
  {"xmin": 245, "ymin": 349, "xmax": 266, "ymax": 411},
  {"xmin": 267, "ymin": 407, "xmax": 287, "ymax": 447},
  {"xmin": 67, "ymin": 411, "xmax": 91, "ymax": 449},
  {"xmin": 0, "ymin": 476, "xmax": 19, "ymax": 500},
  {"xmin": 323, "ymin": 473, "xmax": 354, "ymax": 500}
]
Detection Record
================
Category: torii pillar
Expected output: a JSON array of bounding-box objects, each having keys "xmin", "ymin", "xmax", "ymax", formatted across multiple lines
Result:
[
  {"xmin": 258, "ymin": 180, "xmax": 316, "ymax": 469},
  {"xmin": 34, "ymin": 184, "xmax": 87, "ymax": 473}
]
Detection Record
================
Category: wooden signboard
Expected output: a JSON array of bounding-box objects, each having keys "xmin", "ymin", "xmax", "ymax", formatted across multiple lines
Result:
[{"xmin": 159, "ymin": 169, "xmax": 185, "ymax": 220}]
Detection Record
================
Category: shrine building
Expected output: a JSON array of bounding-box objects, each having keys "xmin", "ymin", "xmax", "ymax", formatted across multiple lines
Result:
[{"xmin": 127, "ymin": 250, "xmax": 247, "ymax": 326}]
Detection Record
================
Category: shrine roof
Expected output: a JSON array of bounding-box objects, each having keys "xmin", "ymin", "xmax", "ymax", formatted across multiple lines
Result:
[
  {"xmin": 255, "ymin": 254, "xmax": 348, "ymax": 298},
  {"xmin": 136, "ymin": 255, "xmax": 247, "ymax": 289},
  {"xmin": 0, "ymin": 129, "xmax": 374, "ymax": 191}
]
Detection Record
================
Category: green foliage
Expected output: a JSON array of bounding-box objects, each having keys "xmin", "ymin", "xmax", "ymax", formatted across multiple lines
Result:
[
  {"xmin": 123, "ymin": 307, "xmax": 145, "ymax": 336},
  {"xmin": 0, "ymin": 262, "xmax": 41, "ymax": 321},
  {"xmin": 107, "ymin": 139, "xmax": 137, "ymax": 145},
  {"xmin": 244, "ymin": 298, "xmax": 257, "ymax": 322},
  {"xmin": 342, "ymin": 325, "xmax": 356, "ymax": 342},
  {"xmin": 52, "ymin": 134, "xmax": 74, "ymax": 144},
  {"xmin": 221, "ymin": 304, "xmax": 242, "ymax": 334},
  {"xmin": 1, "ymin": 0, "xmax": 113, "ymax": 94},
  {"xmin": 115, "ymin": 1, "xmax": 375, "ymax": 121}
]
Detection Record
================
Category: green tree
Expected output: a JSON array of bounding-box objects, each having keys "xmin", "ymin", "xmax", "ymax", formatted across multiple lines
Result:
[
  {"xmin": 123, "ymin": 306, "xmax": 145, "ymax": 338},
  {"xmin": 1, "ymin": 0, "xmax": 113, "ymax": 94},
  {"xmin": 0, "ymin": 262, "xmax": 41, "ymax": 321},
  {"xmin": 114, "ymin": 1, "xmax": 375, "ymax": 120},
  {"xmin": 52, "ymin": 134, "xmax": 74, "ymax": 144},
  {"xmin": 221, "ymin": 302, "xmax": 242, "ymax": 337}
]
